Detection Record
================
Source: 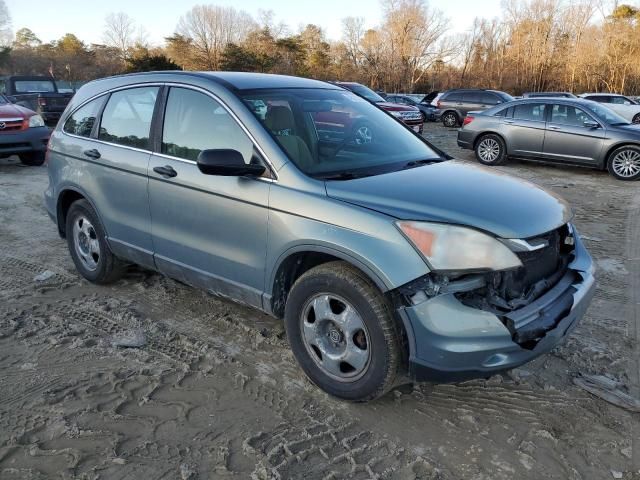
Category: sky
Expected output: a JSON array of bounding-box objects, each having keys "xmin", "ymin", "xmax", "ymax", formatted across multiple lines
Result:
[{"xmin": 7, "ymin": 0, "xmax": 504, "ymax": 45}]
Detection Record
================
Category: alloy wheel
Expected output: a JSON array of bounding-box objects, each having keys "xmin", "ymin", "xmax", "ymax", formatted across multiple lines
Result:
[
  {"xmin": 478, "ymin": 138, "xmax": 501, "ymax": 163},
  {"xmin": 300, "ymin": 293, "xmax": 371, "ymax": 382},
  {"xmin": 73, "ymin": 216, "xmax": 100, "ymax": 271},
  {"xmin": 611, "ymin": 149, "xmax": 640, "ymax": 178},
  {"xmin": 443, "ymin": 113, "xmax": 457, "ymax": 128}
]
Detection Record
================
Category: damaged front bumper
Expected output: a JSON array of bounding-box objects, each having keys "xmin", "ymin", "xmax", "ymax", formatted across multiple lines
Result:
[{"xmin": 398, "ymin": 232, "xmax": 596, "ymax": 383}]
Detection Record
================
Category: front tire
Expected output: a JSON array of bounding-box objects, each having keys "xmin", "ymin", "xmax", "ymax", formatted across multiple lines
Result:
[
  {"xmin": 442, "ymin": 111, "xmax": 460, "ymax": 128},
  {"xmin": 284, "ymin": 261, "xmax": 403, "ymax": 401},
  {"xmin": 632, "ymin": 113, "xmax": 640, "ymax": 124},
  {"xmin": 19, "ymin": 151, "xmax": 45, "ymax": 166},
  {"xmin": 475, "ymin": 134, "xmax": 507, "ymax": 166},
  {"xmin": 66, "ymin": 200, "xmax": 126, "ymax": 283},
  {"xmin": 607, "ymin": 145, "xmax": 640, "ymax": 181}
]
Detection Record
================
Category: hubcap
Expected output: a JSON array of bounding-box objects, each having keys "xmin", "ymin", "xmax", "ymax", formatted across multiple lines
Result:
[
  {"xmin": 73, "ymin": 216, "xmax": 100, "ymax": 271},
  {"xmin": 300, "ymin": 294, "xmax": 371, "ymax": 382},
  {"xmin": 478, "ymin": 138, "xmax": 500, "ymax": 163},
  {"xmin": 612, "ymin": 149, "xmax": 640, "ymax": 178},
  {"xmin": 354, "ymin": 125, "xmax": 372, "ymax": 145}
]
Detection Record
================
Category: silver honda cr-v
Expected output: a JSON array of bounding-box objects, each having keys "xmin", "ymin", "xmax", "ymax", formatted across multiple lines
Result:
[{"xmin": 44, "ymin": 72, "xmax": 596, "ymax": 401}]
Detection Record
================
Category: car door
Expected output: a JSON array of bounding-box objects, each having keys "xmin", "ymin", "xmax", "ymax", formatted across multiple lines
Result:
[
  {"xmin": 542, "ymin": 104, "xmax": 605, "ymax": 165},
  {"xmin": 148, "ymin": 86, "xmax": 271, "ymax": 309},
  {"xmin": 500, "ymin": 102, "xmax": 547, "ymax": 157},
  {"xmin": 61, "ymin": 86, "xmax": 158, "ymax": 269},
  {"xmin": 461, "ymin": 92, "xmax": 483, "ymax": 116}
]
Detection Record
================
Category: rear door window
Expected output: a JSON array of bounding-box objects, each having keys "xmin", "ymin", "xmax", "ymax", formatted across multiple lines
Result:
[
  {"xmin": 63, "ymin": 97, "xmax": 105, "ymax": 138},
  {"xmin": 98, "ymin": 87, "xmax": 159, "ymax": 149},
  {"xmin": 513, "ymin": 103, "xmax": 547, "ymax": 122},
  {"xmin": 445, "ymin": 92, "xmax": 463, "ymax": 102}
]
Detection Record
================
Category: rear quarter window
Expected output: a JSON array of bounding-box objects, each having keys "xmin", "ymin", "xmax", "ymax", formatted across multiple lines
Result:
[{"xmin": 63, "ymin": 97, "xmax": 106, "ymax": 138}]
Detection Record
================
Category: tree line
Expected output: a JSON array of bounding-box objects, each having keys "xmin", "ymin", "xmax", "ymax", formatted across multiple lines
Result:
[{"xmin": 0, "ymin": 0, "xmax": 639, "ymax": 95}]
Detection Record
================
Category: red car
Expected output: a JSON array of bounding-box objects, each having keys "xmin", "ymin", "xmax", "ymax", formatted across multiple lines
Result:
[
  {"xmin": 330, "ymin": 81, "xmax": 424, "ymax": 134},
  {"xmin": 0, "ymin": 94, "xmax": 50, "ymax": 166}
]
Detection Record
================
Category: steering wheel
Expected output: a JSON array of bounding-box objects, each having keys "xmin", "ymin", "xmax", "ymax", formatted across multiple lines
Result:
[{"xmin": 325, "ymin": 122, "xmax": 374, "ymax": 161}]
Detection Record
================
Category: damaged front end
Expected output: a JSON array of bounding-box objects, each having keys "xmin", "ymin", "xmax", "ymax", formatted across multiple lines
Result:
[{"xmin": 395, "ymin": 224, "xmax": 596, "ymax": 382}]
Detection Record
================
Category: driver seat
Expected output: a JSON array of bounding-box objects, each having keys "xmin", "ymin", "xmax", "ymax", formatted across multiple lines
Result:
[{"xmin": 265, "ymin": 106, "xmax": 315, "ymax": 170}]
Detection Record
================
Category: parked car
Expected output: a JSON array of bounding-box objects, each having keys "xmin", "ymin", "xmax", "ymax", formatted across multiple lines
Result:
[
  {"xmin": 0, "ymin": 75, "xmax": 73, "ymax": 126},
  {"xmin": 0, "ymin": 93, "xmax": 50, "ymax": 165},
  {"xmin": 330, "ymin": 81, "xmax": 424, "ymax": 134},
  {"xmin": 436, "ymin": 89, "xmax": 514, "ymax": 128},
  {"xmin": 386, "ymin": 93, "xmax": 437, "ymax": 121},
  {"xmin": 578, "ymin": 93, "xmax": 640, "ymax": 124},
  {"xmin": 457, "ymin": 97, "xmax": 640, "ymax": 180},
  {"xmin": 45, "ymin": 72, "xmax": 595, "ymax": 401},
  {"xmin": 523, "ymin": 92, "xmax": 577, "ymax": 99}
]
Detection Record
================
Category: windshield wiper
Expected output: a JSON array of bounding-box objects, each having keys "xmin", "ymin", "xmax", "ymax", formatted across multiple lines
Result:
[
  {"xmin": 318, "ymin": 171, "xmax": 367, "ymax": 181},
  {"xmin": 402, "ymin": 158, "xmax": 437, "ymax": 170}
]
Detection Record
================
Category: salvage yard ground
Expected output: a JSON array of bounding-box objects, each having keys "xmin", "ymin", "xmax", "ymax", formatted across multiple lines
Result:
[{"xmin": 0, "ymin": 123, "xmax": 639, "ymax": 479}]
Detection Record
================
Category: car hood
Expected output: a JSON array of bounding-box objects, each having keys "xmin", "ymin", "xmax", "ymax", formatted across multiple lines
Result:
[
  {"xmin": 0, "ymin": 103, "xmax": 30, "ymax": 118},
  {"xmin": 325, "ymin": 161, "xmax": 572, "ymax": 239},
  {"xmin": 376, "ymin": 102, "xmax": 419, "ymax": 112}
]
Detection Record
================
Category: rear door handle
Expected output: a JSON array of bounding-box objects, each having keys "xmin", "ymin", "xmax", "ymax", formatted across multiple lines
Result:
[
  {"xmin": 83, "ymin": 148, "xmax": 101, "ymax": 159},
  {"xmin": 504, "ymin": 120, "xmax": 515, "ymax": 125},
  {"xmin": 153, "ymin": 165, "xmax": 178, "ymax": 178},
  {"xmin": 548, "ymin": 126, "xmax": 561, "ymax": 130}
]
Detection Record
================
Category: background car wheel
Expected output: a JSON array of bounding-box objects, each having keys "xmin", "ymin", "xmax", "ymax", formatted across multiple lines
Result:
[
  {"xmin": 284, "ymin": 261, "xmax": 404, "ymax": 401},
  {"xmin": 607, "ymin": 145, "xmax": 640, "ymax": 181},
  {"xmin": 19, "ymin": 151, "xmax": 45, "ymax": 166},
  {"xmin": 66, "ymin": 199, "xmax": 126, "ymax": 283},
  {"xmin": 442, "ymin": 111, "xmax": 459, "ymax": 128},
  {"xmin": 633, "ymin": 113, "xmax": 640, "ymax": 124},
  {"xmin": 475, "ymin": 134, "xmax": 507, "ymax": 166},
  {"xmin": 352, "ymin": 123, "xmax": 374, "ymax": 145}
]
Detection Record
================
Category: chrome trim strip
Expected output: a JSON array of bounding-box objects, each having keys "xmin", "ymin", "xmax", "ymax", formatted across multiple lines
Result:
[
  {"xmin": 59, "ymin": 81, "xmax": 279, "ymax": 180},
  {"xmin": 0, "ymin": 117, "xmax": 24, "ymax": 123},
  {"xmin": 500, "ymin": 238, "xmax": 549, "ymax": 252}
]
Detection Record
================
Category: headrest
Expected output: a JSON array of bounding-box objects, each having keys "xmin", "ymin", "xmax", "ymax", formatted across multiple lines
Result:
[{"xmin": 265, "ymin": 106, "xmax": 295, "ymax": 135}]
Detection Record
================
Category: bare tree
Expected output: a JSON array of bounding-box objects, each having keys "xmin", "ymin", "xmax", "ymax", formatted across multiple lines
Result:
[
  {"xmin": 0, "ymin": 0, "xmax": 11, "ymax": 47},
  {"xmin": 103, "ymin": 12, "xmax": 136, "ymax": 62},
  {"xmin": 176, "ymin": 5, "xmax": 255, "ymax": 70}
]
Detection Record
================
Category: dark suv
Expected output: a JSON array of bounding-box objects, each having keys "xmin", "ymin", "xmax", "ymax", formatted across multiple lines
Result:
[{"xmin": 436, "ymin": 89, "xmax": 514, "ymax": 128}]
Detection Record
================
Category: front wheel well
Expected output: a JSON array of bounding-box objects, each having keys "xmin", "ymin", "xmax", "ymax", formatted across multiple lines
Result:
[
  {"xmin": 270, "ymin": 251, "xmax": 389, "ymax": 319},
  {"xmin": 56, "ymin": 189, "xmax": 86, "ymax": 237},
  {"xmin": 603, "ymin": 143, "xmax": 640, "ymax": 170}
]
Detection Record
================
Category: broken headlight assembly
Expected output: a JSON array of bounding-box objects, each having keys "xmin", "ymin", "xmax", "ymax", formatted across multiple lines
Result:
[{"xmin": 396, "ymin": 221, "xmax": 522, "ymax": 272}]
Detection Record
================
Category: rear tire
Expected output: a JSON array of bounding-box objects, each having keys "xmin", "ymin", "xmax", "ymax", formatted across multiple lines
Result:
[
  {"xmin": 19, "ymin": 151, "xmax": 45, "ymax": 166},
  {"xmin": 442, "ymin": 111, "xmax": 460, "ymax": 128},
  {"xmin": 475, "ymin": 134, "xmax": 507, "ymax": 166},
  {"xmin": 66, "ymin": 200, "xmax": 126, "ymax": 283},
  {"xmin": 607, "ymin": 145, "xmax": 640, "ymax": 181},
  {"xmin": 284, "ymin": 261, "xmax": 404, "ymax": 401}
]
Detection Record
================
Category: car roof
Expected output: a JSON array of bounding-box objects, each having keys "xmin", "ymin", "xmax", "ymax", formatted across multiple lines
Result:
[
  {"xmin": 499, "ymin": 97, "xmax": 600, "ymax": 107},
  {"xmin": 87, "ymin": 71, "xmax": 341, "ymax": 92}
]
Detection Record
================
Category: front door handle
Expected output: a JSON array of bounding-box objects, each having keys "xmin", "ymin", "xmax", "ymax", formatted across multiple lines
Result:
[
  {"xmin": 548, "ymin": 126, "xmax": 561, "ymax": 130},
  {"xmin": 153, "ymin": 165, "xmax": 178, "ymax": 178},
  {"xmin": 83, "ymin": 148, "xmax": 101, "ymax": 159},
  {"xmin": 504, "ymin": 120, "xmax": 515, "ymax": 125}
]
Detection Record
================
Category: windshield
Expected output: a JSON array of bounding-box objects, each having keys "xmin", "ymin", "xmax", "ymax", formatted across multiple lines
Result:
[
  {"xmin": 14, "ymin": 80, "xmax": 56, "ymax": 93},
  {"xmin": 240, "ymin": 88, "xmax": 441, "ymax": 179},
  {"xmin": 343, "ymin": 84, "xmax": 385, "ymax": 103},
  {"xmin": 583, "ymin": 101, "xmax": 630, "ymax": 125}
]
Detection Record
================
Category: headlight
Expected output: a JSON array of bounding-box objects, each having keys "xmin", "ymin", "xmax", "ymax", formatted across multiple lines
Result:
[
  {"xmin": 396, "ymin": 221, "xmax": 522, "ymax": 271},
  {"xmin": 28, "ymin": 115, "xmax": 45, "ymax": 128},
  {"xmin": 390, "ymin": 111, "xmax": 403, "ymax": 118}
]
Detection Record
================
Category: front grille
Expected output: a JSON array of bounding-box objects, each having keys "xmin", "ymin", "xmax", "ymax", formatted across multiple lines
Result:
[{"xmin": 0, "ymin": 120, "xmax": 25, "ymax": 132}]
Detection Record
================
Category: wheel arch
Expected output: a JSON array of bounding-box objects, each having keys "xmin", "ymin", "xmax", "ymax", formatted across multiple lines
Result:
[
  {"xmin": 267, "ymin": 245, "xmax": 391, "ymax": 319},
  {"xmin": 603, "ymin": 142, "xmax": 640, "ymax": 170},
  {"xmin": 56, "ymin": 186, "xmax": 105, "ymax": 238}
]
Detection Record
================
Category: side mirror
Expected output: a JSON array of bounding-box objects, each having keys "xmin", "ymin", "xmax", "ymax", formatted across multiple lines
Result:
[
  {"xmin": 624, "ymin": 101, "xmax": 631, "ymax": 105},
  {"xmin": 7, "ymin": 95, "xmax": 16, "ymax": 103},
  {"xmin": 584, "ymin": 120, "xmax": 600, "ymax": 129},
  {"xmin": 197, "ymin": 149, "xmax": 266, "ymax": 177}
]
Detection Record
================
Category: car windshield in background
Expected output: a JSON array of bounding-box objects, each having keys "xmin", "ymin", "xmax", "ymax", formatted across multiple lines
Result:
[
  {"xmin": 240, "ymin": 88, "xmax": 441, "ymax": 179},
  {"xmin": 14, "ymin": 80, "xmax": 56, "ymax": 93},
  {"xmin": 583, "ymin": 101, "xmax": 630, "ymax": 125},
  {"xmin": 344, "ymin": 84, "xmax": 386, "ymax": 103}
]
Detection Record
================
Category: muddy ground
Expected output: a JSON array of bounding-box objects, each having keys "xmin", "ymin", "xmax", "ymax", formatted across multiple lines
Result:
[{"xmin": 0, "ymin": 122, "xmax": 638, "ymax": 480}]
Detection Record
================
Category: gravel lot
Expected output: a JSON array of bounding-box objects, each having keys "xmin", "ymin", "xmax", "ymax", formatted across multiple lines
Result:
[{"xmin": 0, "ymin": 122, "xmax": 638, "ymax": 479}]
